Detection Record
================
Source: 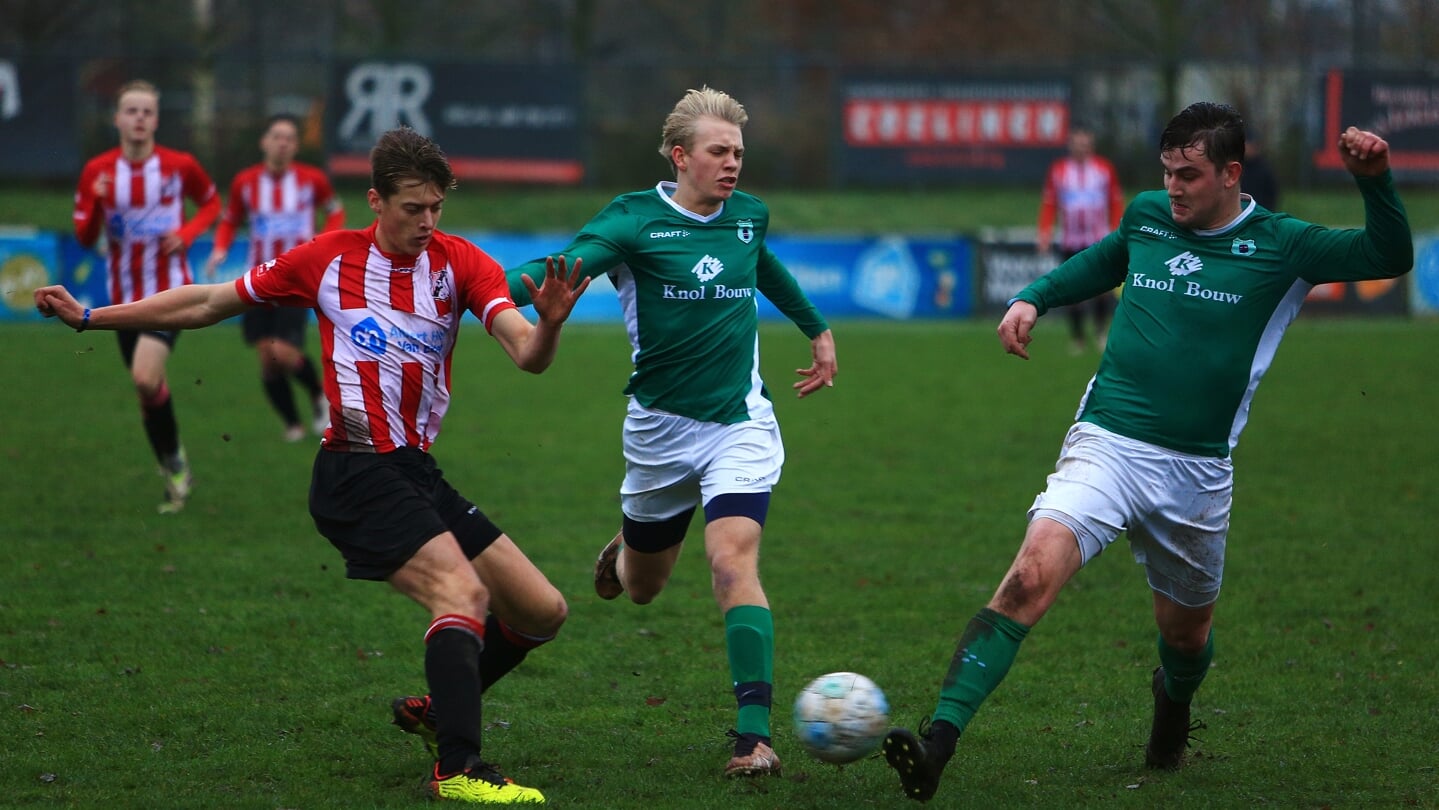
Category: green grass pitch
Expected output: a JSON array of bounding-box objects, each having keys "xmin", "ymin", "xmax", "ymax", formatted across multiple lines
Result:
[{"xmin": 2, "ymin": 318, "xmax": 1437, "ymax": 809}]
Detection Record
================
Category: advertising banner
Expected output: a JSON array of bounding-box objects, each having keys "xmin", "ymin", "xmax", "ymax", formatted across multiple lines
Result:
[
  {"xmin": 836, "ymin": 75, "xmax": 1070, "ymax": 186},
  {"xmin": 1313, "ymin": 69, "xmax": 1439, "ymax": 180},
  {"xmin": 974, "ymin": 235, "xmax": 1057, "ymax": 315},
  {"xmin": 1409, "ymin": 233, "xmax": 1439, "ymax": 315},
  {"xmin": 475, "ymin": 232, "xmax": 974, "ymax": 322},
  {"xmin": 327, "ymin": 61, "xmax": 583, "ymax": 184},
  {"xmin": 0, "ymin": 230, "xmax": 62, "ymax": 321},
  {"xmin": 0, "ymin": 58, "xmax": 80, "ymax": 180}
]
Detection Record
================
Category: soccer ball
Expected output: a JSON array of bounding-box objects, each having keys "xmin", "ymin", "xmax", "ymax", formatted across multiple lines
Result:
[{"xmin": 792, "ymin": 671, "xmax": 890, "ymax": 764}]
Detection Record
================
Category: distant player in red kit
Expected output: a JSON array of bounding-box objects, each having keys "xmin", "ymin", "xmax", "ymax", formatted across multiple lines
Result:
[
  {"xmin": 73, "ymin": 79, "xmax": 220, "ymax": 514},
  {"xmin": 205, "ymin": 113, "xmax": 345, "ymax": 442},
  {"xmin": 1036, "ymin": 126, "xmax": 1124, "ymax": 354}
]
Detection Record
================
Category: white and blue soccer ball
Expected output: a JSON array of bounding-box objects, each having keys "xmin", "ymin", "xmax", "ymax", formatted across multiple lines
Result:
[{"xmin": 792, "ymin": 671, "xmax": 890, "ymax": 764}]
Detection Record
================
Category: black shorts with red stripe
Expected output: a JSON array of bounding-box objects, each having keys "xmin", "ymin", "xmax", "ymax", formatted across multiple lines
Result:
[{"xmin": 308, "ymin": 446, "xmax": 503, "ymax": 580}]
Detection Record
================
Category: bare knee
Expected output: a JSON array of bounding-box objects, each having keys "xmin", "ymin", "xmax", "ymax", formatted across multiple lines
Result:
[
  {"xmin": 627, "ymin": 582, "xmax": 661, "ymax": 606},
  {"xmin": 986, "ymin": 523, "xmax": 1082, "ymax": 625},
  {"xmin": 530, "ymin": 589, "xmax": 569, "ymax": 637},
  {"xmin": 1157, "ymin": 617, "xmax": 1212, "ymax": 655},
  {"xmin": 988, "ymin": 562, "xmax": 1049, "ymax": 621}
]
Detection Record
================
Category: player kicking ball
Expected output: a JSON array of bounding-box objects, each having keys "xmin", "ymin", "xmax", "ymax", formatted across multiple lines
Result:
[
  {"xmin": 883, "ymin": 105, "xmax": 1412, "ymax": 802},
  {"xmin": 38, "ymin": 127, "xmax": 590, "ymax": 805}
]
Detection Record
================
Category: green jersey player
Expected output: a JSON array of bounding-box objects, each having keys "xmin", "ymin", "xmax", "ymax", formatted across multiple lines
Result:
[
  {"xmin": 883, "ymin": 102, "xmax": 1413, "ymax": 803},
  {"xmin": 508, "ymin": 86, "xmax": 838, "ymax": 779}
]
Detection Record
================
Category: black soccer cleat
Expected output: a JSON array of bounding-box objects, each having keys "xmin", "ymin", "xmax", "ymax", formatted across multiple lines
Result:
[
  {"xmin": 883, "ymin": 720, "xmax": 948, "ymax": 802},
  {"xmin": 1144, "ymin": 666, "xmax": 1206, "ymax": 770}
]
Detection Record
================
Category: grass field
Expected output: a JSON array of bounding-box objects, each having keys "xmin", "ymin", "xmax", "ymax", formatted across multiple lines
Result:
[{"xmin": 2, "ymin": 316, "xmax": 1436, "ymax": 809}]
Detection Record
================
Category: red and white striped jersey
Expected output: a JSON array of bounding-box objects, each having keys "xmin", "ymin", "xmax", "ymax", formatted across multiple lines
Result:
[
  {"xmin": 234, "ymin": 223, "xmax": 518, "ymax": 453},
  {"xmin": 1037, "ymin": 155, "xmax": 1124, "ymax": 253},
  {"xmin": 74, "ymin": 146, "xmax": 220, "ymax": 304},
  {"xmin": 212, "ymin": 162, "xmax": 344, "ymax": 266}
]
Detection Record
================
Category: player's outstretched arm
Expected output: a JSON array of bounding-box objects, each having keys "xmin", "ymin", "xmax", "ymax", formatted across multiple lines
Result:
[
  {"xmin": 493, "ymin": 256, "xmax": 590, "ymax": 374},
  {"xmin": 793, "ymin": 329, "xmax": 837, "ymax": 398},
  {"xmin": 997, "ymin": 300, "xmax": 1040, "ymax": 360},
  {"xmin": 1337, "ymin": 126, "xmax": 1390, "ymax": 177},
  {"xmin": 34, "ymin": 282, "xmax": 248, "ymax": 332}
]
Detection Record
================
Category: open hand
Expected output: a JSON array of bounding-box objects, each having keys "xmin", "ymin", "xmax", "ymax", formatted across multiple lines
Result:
[{"xmin": 523, "ymin": 255, "xmax": 591, "ymax": 325}]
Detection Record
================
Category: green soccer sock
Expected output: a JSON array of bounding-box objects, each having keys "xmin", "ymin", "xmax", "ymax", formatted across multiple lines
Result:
[
  {"xmin": 932, "ymin": 608, "xmax": 1030, "ymax": 734},
  {"xmin": 725, "ymin": 604, "xmax": 775, "ymax": 738},
  {"xmin": 1157, "ymin": 630, "xmax": 1214, "ymax": 703}
]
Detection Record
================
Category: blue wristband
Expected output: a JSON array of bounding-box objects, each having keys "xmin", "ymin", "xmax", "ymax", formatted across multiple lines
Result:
[{"xmin": 77, "ymin": 307, "xmax": 91, "ymax": 332}]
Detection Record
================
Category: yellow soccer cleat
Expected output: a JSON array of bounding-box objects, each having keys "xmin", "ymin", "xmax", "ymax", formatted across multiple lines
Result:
[
  {"xmin": 431, "ymin": 758, "xmax": 545, "ymax": 805},
  {"xmin": 157, "ymin": 448, "xmax": 192, "ymax": 515}
]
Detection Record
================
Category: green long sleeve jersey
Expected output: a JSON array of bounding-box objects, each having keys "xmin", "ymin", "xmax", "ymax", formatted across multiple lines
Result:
[
  {"xmin": 508, "ymin": 182, "xmax": 830, "ymax": 424},
  {"xmin": 1015, "ymin": 171, "xmax": 1412, "ymax": 458}
]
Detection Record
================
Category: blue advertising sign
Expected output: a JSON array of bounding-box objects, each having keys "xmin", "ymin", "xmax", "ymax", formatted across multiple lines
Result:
[
  {"xmin": 0, "ymin": 230, "xmax": 62, "ymax": 321},
  {"xmin": 470, "ymin": 232, "xmax": 973, "ymax": 322},
  {"xmin": 1412, "ymin": 234, "xmax": 1439, "ymax": 315}
]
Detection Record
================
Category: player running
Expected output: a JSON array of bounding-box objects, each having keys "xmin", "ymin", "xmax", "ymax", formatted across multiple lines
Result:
[
  {"xmin": 502, "ymin": 85, "xmax": 837, "ymax": 778},
  {"xmin": 204, "ymin": 113, "xmax": 345, "ymax": 442},
  {"xmin": 73, "ymin": 79, "xmax": 220, "ymax": 513}
]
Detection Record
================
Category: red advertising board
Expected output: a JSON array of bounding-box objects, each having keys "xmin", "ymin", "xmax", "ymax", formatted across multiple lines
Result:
[{"xmin": 837, "ymin": 76, "xmax": 1071, "ymax": 185}]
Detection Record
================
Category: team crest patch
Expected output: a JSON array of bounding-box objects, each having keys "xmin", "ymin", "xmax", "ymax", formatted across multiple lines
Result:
[
  {"xmin": 430, "ymin": 267, "xmax": 452, "ymax": 301},
  {"xmin": 736, "ymin": 218, "xmax": 754, "ymax": 244},
  {"xmin": 1231, "ymin": 238, "xmax": 1257, "ymax": 256}
]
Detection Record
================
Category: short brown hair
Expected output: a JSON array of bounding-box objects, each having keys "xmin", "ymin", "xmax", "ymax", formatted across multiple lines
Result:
[{"xmin": 369, "ymin": 127, "xmax": 456, "ymax": 199}]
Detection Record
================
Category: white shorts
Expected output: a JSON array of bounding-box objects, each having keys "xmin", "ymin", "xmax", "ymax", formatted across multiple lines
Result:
[
  {"xmin": 1028, "ymin": 421, "xmax": 1233, "ymax": 607},
  {"xmin": 619, "ymin": 398, "xmax": 784, "ymax": 522}
]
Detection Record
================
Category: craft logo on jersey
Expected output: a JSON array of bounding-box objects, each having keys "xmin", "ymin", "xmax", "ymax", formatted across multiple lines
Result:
[
  {"xmin": 1165, "ymin": 251, "xmax": 1203, "ymax": 276},
  {"xmin": 351, "ymin": 316, "xmax": 388, "ymax": 355},
  {"xmin": 691, "ymin": 254, "xmax": 724, "ymax": 283},
  {"xmin": 736, "ymin": 219, "xmax": 754, "ymax": 244},
  {"xmin": 1231, "ymin": 238, "xmax": 1257, "ymax": 256}
]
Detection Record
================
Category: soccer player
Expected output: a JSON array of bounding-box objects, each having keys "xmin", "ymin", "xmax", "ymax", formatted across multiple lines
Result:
[
  {"xmin": 506, "ymin": 85, "xmax": 837, "ymax": 778},
  {"xmin": 73, "ymin": 79, "xmax": 221, "ymax": 513},
  {"xmin": 38, "ymin": 126, "xmax": 591, "ymax": 805},
  {"xmin": 203, "ymin": 113, "xmax": 345, "ymax": 442},
  {"xmin": 1036, "ymin": 125, "xmax": 1125, "ymax": 354},
  {"xmin": 882, "ymin": 103, "xmax": 1413, "ymax": 803}
]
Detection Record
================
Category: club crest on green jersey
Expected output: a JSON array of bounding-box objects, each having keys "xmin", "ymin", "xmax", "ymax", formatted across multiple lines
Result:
[
  {"xmin": 1231, "ymin": 238, "xmax": 1257, "ymax": 256},
  {"xmin": 737, "ymin": 218, "xmax": 754, "ymax": 244}
]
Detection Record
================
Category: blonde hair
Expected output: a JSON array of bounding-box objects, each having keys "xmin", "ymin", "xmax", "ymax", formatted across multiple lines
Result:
[
  {"xmin": 116, "ymin": 79, "xmax": 160, "ymax": 106},
  {"xmin": 658, "ymin": 86, "xmax": 748, "ymax": 173}
]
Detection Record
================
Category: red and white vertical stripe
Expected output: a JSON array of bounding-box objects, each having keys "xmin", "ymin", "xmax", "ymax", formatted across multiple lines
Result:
[{"xmin": 236, "ymin": 226, "xmax": 516, "ymax": 454}]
